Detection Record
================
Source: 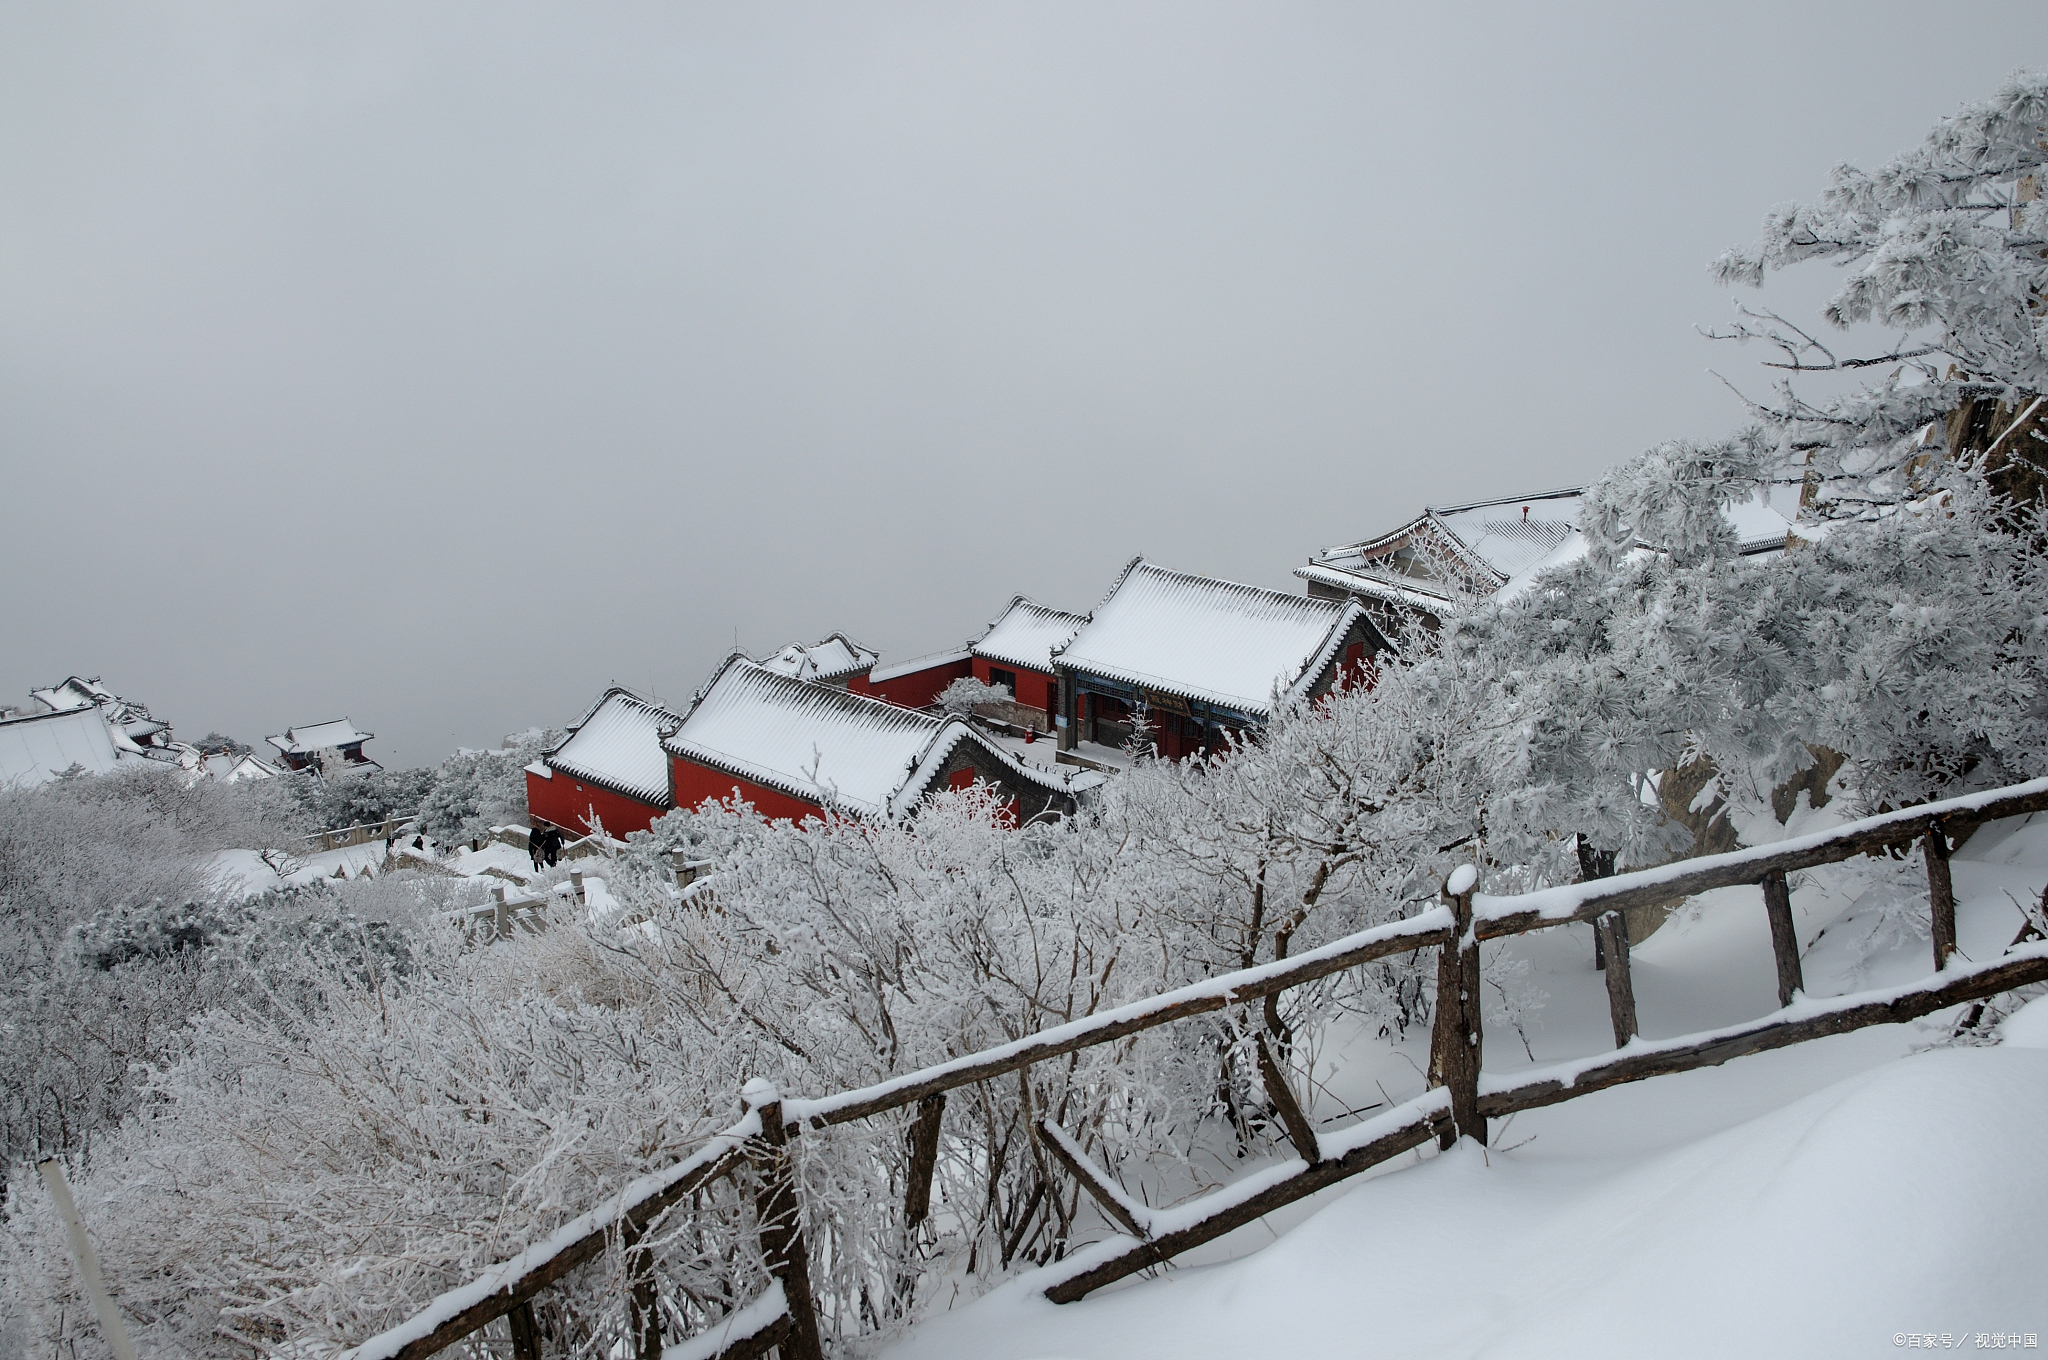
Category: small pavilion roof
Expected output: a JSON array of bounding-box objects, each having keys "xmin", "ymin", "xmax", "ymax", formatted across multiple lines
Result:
[
  {"xmin": 758, "ymin": 632, "xmax": 880, "ymax": 684},
  {"xmin": 972, "ymin": 597, "xmax": 1088, "ymax": 675}
]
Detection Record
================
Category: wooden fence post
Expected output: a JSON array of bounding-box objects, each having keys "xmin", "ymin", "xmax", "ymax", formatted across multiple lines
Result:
[
  {"xmin": 1925, "ymin": 824, "xmax": 1957, "ymax": 970},
  {"xmin": 506, "ymin": 1299, "xmax": 542, "ymax": 1360},
  {"xmin": 37, "ymin": 1159, "xmax": 138, "ymax": 1360},
  {"xmin": 903, "ymin": 1092, "xmax": 946, "ymax": 1229},
  {"xmin": 741, "ymin": 1080, "xmax": 825, "ymax": 1360},
  {"xmin": 620, "ymin": 1217, "xmax": 660, "ymax": 1360},
  {"xmin": 1431, "ymin": 868, "xmax": 1485, "ymax": 1150},
  {"xmin": 1595, "ymin": 912, "xmax": 1638, "ymax": 1047},
  {"xmin": 1760, "ymin": 871, "xmax": 1803, "ymax": 1006},
  {"xmin": 1254, "ymin": 1032, "xmax": 1321, "ymax": 1163}
]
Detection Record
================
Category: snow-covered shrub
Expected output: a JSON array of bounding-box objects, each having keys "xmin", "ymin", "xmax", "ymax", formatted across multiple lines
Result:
[
  {"xmin": 2, "ymin": 671, "xmax": 1503, "ymax": 1356},
  {"xmin": 937, "ymin": 675, "xmax": 1012, "ymax": 716},
  {"xmin": 0, "ymin": 765, "xmax": 300, "ymax": 1178},
  {"xmin": 414, "ymin": 728, "xmax": 561, "ymax": 846},
  {"xmin": 271, "ymin": 763, "xmax": 435, "ymax": 832}
]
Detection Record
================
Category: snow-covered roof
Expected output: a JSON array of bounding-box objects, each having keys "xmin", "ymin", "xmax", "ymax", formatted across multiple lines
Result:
[
  {"xmin": 1056, "ymin": 560, "xmax": 1371, "ymax": 716},
  {"xmin": 28, "ymin": 676, "xmax": 114, "ymax": 714},
  {"xmin": 973, "ymin": 597, "xmax": 1088, "ymax": 675},
  {"xmin": 268, "ymin": 719, "xmax": 374, "ymax": 756},
  {"xmin": 666, "ymin": 658, "xmax": 1072, "ymax": 818},
  {"xmin": 199, "ymin": 751, "xmax": 280, "ymax": 782},
  {"xmin": 28, "ymin": 676, "xmax": 172, "ymax": 744},
  {"xmin": 1430, "ymin": 490, "xmax": 1584, "ymax": 580},
  {"xmin": 867, "ymin": 649, "xmax": 973, "ymax": 683},
  {"xmin": 544, "ymin": 688, "xmax": 681, "ymax": 806},
  {"xmin": 1294, "ymin": 562, "xmax": 1456, "ymax": 614},
  {"xmin": 1723, "ymin": 498, "xmax": 1798, "ymax": 555},
  {"xmin": 758, "ymin": 632, "xmax": 880, "ymax": 684},
  {"xmin": 1304, "ymin": 487, "xmax": 1586, "ymax": 592},
  {"xmin": 0, "ymin": 707, "xmax": 123, "ymax": 787},
  {"xmin": 1301, "ymin": 486, "xmax": 1797, "ymax": 606}
]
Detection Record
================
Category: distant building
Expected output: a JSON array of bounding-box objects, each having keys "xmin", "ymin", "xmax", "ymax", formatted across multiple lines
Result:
[
  {"xmin": 758, "ymin": 633, "xmax": 881, "ymax": 688},
  {"xmin": 1054, "ymin": 559, "xmax": 1389, "ymax": 761},
  {"xmin": 526, "ymin": 688, "xmax": 680, "ymax": 838},
  {"xmin": 0, "ymin": 707, "xmax": 124, "ymax": 787},
  {"xmin": 266, "ymin": 719, "xmax": 384, "ymax": 778},
  {"xmin": 969, "ymin": 596, "xmax": 1088, "ymax": 731},
  {"xmin": 666, "ymin": 655, "xmax": 1086, "ymax": 823},
  {"xmin": 1, "ymin": 674, "xmax": 214, "ymax": 780},
  {"xmin": 23, "ymin": 674, "xmax": 200, "ymax": 765},
  {"xmin": 1297, "ymin": 486, "xmax": 1798, "ymax": 633},
  {"xmin": 199, "ymin": 750, "xmax": 282, "ymax": 782}
]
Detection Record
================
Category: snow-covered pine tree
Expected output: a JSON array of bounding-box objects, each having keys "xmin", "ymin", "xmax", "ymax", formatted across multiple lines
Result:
[{"xmin": 1707, "ymin": 69, "xmax": 2046, "ymax": 506}]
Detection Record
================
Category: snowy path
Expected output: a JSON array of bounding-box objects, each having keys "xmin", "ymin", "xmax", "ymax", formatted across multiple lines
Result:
[{"xmin": 890, "ymin": 1038, "xmax": 2048, "ymax": 1359}]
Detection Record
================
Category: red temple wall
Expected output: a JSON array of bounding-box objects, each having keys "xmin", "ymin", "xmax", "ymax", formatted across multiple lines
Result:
[
  {"xmin": 670, "ymin": 755, "xmax": 824, "ymax": 823},
  {"xmin": 526, "ymin": 769, "xmax": 667, "ymax": 838},
  {"xmin": 971, "ymin": 657, "xmax": 1056, "ymax": 713},
  {"xmin": 850, "ymin": 656, "xmax": 973, "ymax": 708}
]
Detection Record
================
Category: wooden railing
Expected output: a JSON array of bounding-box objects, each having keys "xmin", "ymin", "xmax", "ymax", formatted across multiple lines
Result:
[
  {"xmin": 340, "ymin": 776, "xmax": 2048, "ymax": 1360},
  {"xmin": 441, "ymin": 874, "xmax": 597, "ymax": 942},
  {"xmin": 296, "ymin": 813, "xmax": 418, "ymax": 854}
]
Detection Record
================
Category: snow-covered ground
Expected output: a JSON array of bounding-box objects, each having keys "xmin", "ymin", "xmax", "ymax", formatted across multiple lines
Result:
[
  {"xmin": 884, "ymin": 810, "xmax": 2048, "ymax": 1359},
  {"xmin": 447, "ymin": 839, "xmax": 540, "ymax": 883},
  {"xmin": 205, "ymin": 842, "xmax": 396, "ymax": 896},
  {"xmin": 977, "ymin": 725, "xmax": 1139, "ymax": 777},
  {"xmin": 204, "ymin": 828, "xmax": 546, "ymax": 900}
]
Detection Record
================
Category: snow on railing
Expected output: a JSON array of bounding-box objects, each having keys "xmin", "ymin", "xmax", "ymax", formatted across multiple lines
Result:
[
  {"xmin": 296, "ymin": 811, "xmax": 420, "ymax": 853},
  {"xmin": 340, "ymin": 1118, "xmax": 760, "ymax": 1360},
  {"xmin": 341, "ymin": 776, "xmax": 2048, "ymax": 1360}
]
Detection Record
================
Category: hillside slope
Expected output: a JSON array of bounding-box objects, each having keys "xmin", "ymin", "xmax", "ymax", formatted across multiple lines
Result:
[{"xmin": 885, "ymin": 813, "xmax": 2048, "ymax": 1359}]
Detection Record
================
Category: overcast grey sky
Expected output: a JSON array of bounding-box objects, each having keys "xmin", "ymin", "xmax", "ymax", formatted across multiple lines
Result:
[{"xmin": 3, "ymin": 4, "xmax": 2042, "ymax": 767}]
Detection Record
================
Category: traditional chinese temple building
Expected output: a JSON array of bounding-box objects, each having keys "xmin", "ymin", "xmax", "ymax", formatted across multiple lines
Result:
[
  {"xmin": 266, "ymin": 718, "xmax": 384, "ymax": 778},
  {"xmin": 525, "ymin": 688, "xmax": 680, "ymax": 838},
  {"xmin": 1297, "ymin": 486, "xmax": 1796, "ymax": 633},
  {"xmin": 666, "ymin": 655, "xmax": 1087, "ymax": 823},
  {"xmin": 968, "ymin": 596, "xmax": 1088, "ymax": 730},
  {"xmin": 1054, "ymin": 559, "xmax": 1388, "ymax": 761}
]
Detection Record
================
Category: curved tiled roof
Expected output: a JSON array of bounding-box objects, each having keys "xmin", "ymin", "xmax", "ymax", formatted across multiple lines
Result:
[
  {"xmin": 544, "ymin": 688, "xmax": 682, "ymax": 806},
  {"xmin": 1056, "ymin": 559, "xmax": 1369, "ymax": 716},
  {"xmin": 667, "ymin": 658, "xmax": 1074, "ymax": 818},
  {"xmin": 759, "ymin": 632, "xmax": 880, "ymax": 684},
  {"xmin": 972, "ymin": 596, "xmax": 1088, "ymax": 675},
  {"xmin": 269, "ymin": 719, "xmax": 374, "ymax": 755},
  {"xmin": 1302, "ymin": 486, "xmax": 1796, "ymax": 605}
]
